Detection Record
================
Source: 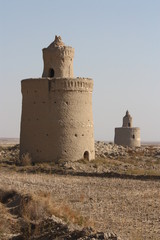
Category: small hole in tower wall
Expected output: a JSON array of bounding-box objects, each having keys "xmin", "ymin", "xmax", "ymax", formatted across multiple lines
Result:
[
  {"xmin": 49, "ymin": 68, "xmax": 54, "ymax": 77},
  {"xmin": 75, "ymin": 134, "xmax": 78, "ymax": 137}
]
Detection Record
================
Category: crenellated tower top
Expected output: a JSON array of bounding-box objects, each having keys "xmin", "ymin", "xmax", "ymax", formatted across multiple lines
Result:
[{"xmin": 42, "ymin": 35, "xmax": 74, "ymax": 78}]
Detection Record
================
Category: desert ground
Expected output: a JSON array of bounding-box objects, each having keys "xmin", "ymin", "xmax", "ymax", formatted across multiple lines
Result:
[{"xmin": 0, "ymin": 140, "xmax": 160, "ymax": 240}]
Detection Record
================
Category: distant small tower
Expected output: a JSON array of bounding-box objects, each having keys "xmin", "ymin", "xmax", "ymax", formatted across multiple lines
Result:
[
  {"xmin": 20, "ymin": 36, "xmax": 95, "ymax": 162},
  {"xmin": 114, "ymin": 111, "xmax": 141, "ymax": 147}
]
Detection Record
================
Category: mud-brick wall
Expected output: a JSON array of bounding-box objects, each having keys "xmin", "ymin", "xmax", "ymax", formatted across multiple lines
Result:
[
  {"xmin": 20, "ymin": 78, "xmax": 95, "ymax": 162},
  {"xmin": 42, "ymin": 46, "xmax": 74, "ymax": 78},
  {"xmin": 114, "ymin": 127, "xmax": 140, "ymax": 147}
]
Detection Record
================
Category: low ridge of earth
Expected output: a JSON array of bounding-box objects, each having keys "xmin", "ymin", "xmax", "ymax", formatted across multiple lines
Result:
[
  {"xmin": 1, "ymin": 141, "xmax": 160, "ymax": 178},
  {"xmin": 0, "ymin": 142, "xmax": 160, "ymax": 239}
]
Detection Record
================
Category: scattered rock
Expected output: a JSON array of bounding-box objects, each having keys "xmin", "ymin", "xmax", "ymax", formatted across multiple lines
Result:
[{"xmin": 95, "ymin": 141, "xmax": 160, "ymax": 159}]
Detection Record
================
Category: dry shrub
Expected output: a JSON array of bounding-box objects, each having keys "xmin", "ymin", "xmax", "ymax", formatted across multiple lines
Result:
[
  {"xmin": 48, "ymin": 202, "xmax": 87, "ymax": 226},
  {"xmin": 21, "ymin": 191, "xmax": 93, "ymax": 227},
  {"xmin": 21, "ymin": 153, "xmax": 32, "ymax": 166},
  {"xmin": 23, "ymin": 199, "xmax": 46, "ymax": 221},
  {"xmin": 22, "ymin": 192, "xmax": 51, "ymax": 221}
]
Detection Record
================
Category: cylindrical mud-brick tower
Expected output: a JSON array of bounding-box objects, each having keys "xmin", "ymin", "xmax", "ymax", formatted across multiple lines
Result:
[
  {"xmin": 20, "ymin": 36, "xmax": 95, "ymax": 163},
  {"xmin": 114, "ymin": 111, "xmax": 141, "ymax": 147}
]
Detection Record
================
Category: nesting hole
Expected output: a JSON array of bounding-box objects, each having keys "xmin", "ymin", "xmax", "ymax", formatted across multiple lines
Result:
[{"xmin": 49, "ymin": 68, "xmax": 54, "ymax": 77}]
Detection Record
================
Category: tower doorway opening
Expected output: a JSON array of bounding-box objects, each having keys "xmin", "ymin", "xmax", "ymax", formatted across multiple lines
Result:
[
  {"xmin": 84, "ymin": 151, "xmax": 89, "ymax": 160},
  {"xmin": 49, "ymin": 68, "xmax": 54, "ymax": 77},
  {"xmin": 128, "ymin": 123, "xmax": 130, "ymax": 127},
  {"xmin": 132, "ymin": 134, "xmax": 135, "ymax": 139}
]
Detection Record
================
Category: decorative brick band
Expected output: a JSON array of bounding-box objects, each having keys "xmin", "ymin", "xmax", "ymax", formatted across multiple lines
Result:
[{"xmin": 50, "ymin": 78, "xmax": 93, "ymax": 92}]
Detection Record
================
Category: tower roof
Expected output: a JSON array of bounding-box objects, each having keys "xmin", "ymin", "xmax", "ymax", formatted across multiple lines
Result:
[
  {"xmin": 122, "ymin": 110, "xmax": 132, "ymax": 127},
  {"xmin": 47, "ymin": 35, "xmax": 65, "ymax": 48},
  {"xmin": 125, "ymin": 110, "xmax": 131, "ymax": 117}
]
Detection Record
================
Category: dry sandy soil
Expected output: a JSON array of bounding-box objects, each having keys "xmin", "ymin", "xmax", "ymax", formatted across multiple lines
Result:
[
  {"xmin": 0, "ymin": 169, "xmax": 160, "ymax": 239},
  {"xmin": 0, "ymin": 142, "xmax": 160, "ymax": 239}
]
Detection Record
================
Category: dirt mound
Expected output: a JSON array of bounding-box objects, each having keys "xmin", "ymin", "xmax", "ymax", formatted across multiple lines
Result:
[{"xmin": 1, "ymin": 142, "xmax": 160, "ymax": 179}]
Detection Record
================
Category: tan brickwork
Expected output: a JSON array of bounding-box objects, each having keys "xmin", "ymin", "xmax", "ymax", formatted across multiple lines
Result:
[{"xmin": 20, "ymin": 36, "xmax": 95, "ymax": 162}]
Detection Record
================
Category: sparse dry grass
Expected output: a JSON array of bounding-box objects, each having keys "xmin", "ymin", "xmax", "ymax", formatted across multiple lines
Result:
[
  {"xmin": 86, "ymin": 157, "xmax": 160, "ymax": 176},
  {"xmin": 21, "ymin": 153, "xmax": 32, "ymax": 166},
  {"xmin": 0, "ymin": 187, "xmax": 94, "ymax": 239},
  {"xmin": 1, "ymin": 144, "xmax": 160, "ymax": 239},
  {"xmin": 0, "ymin": 203, "xmax": 9, "ymax": 237},
  {"xmin": 0, "ymin": 170, "xmax": 159, "ymax": 239},
  {"xmin": 21, "ymin": 191, "xmax": 91, "ymax": 227},
  {"xmin": 1, "ymin": 144, "xmax": 160, "ymax": 178},
  {"xmin": 0, "ymin": 201, "xmax": 19, "ymax": 239}
]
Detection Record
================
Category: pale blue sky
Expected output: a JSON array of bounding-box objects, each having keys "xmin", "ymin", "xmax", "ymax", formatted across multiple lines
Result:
[{"xmin": 0, "ymin": 0, "xmax": 160, "ymax": 141}]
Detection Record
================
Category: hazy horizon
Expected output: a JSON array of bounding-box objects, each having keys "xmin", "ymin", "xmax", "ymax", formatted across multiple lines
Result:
[{"xmin": 1, "ymin": 0, "xmax": 160, "ymax": 141}]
